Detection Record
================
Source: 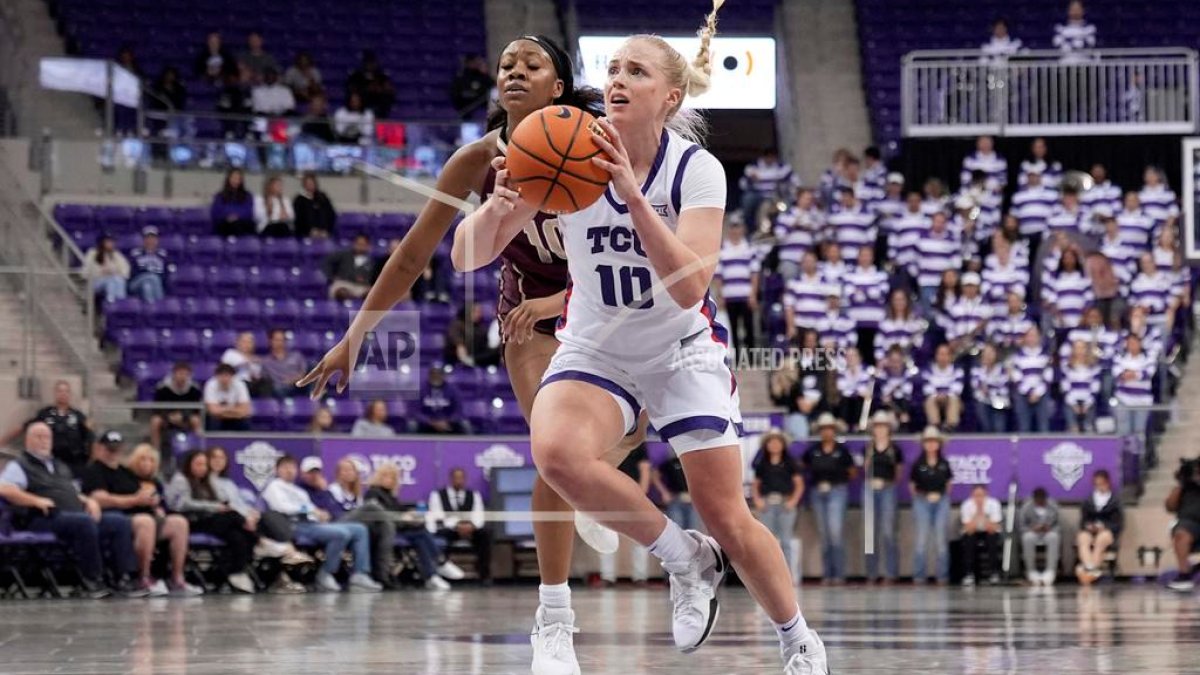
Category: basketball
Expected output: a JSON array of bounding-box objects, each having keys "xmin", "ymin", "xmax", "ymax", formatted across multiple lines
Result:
[{"xmin": 506, "ymin": 105, "xmax": 611, "ymax": 214}]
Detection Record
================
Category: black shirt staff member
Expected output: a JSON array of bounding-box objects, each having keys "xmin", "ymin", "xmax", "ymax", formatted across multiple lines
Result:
[
  {"xmin": 1, "ymin": 380, "xmax": 94, "ymax": 475},
  {"xmin": 864, "ymin": 411, "xmax": 903, "ymax": 583},
  {"xmin": 800, "ymin": 413, "xmax": 858, "ymax": 584},
  {"xmin": 909, "ymin": 426, "xmax": 954, "ymax": 584},
  {"xmin": 752, "ymin": 429, "xmax": 804, "ymax": 578}
]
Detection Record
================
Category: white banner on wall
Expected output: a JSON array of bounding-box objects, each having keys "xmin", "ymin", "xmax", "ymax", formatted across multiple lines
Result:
[
  {"xmin": 39, "ymin": 58, "xmax": 141, "ymax": 107},
  {"xmin": 577, "ymin": 35, "xmax": 777, "ymax": 110}
]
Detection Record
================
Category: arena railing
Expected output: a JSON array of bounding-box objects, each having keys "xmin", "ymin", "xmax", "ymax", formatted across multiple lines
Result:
[{"xmin": 901, "ymin": 47, "xmax": 1200, "ymax": 137}]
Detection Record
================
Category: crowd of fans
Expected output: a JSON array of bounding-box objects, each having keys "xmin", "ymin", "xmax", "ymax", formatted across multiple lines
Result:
[{"xmin": 724, "ymin": 134, "xmax": 1190, "ymax": 443}]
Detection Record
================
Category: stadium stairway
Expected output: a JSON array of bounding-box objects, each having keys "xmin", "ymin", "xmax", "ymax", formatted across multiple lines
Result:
[{"xmin": 780, "ymin": 0, "xmax": 872, "ymax": 182}]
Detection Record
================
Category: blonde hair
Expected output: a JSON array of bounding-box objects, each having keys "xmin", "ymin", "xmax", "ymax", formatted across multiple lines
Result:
[
  {"xmin": 623, "ymin": 0, "xmax": 723, "ymax": 143},
  {"xmin": 369, "ymin": 463, "xmax": 400, "ymax": 490},
  {"xmin": 124, "ymin": 443, "xmax": 161, "ymax": 480}
]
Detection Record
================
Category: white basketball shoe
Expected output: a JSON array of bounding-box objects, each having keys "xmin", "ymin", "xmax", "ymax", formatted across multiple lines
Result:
[
  {"xmin": 530, "ymin": 605, "xmax": 581, "ymax": 675},
  {"xmin": 574, "ymin": 511, "xmax": 619, "ymax": 555},
  {"xmin": 662, "ymin": 530, "xmax": 729, "ymax": 652},
  {"xmin": 782, "ymin": 630, "xmax": 830, "ymax": 674}
]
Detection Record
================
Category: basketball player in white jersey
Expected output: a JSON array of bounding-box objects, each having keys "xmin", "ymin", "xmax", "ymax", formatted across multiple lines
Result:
[{"xmin": 453, "ymin": 2, "xmax": 828, "ymax": 672}]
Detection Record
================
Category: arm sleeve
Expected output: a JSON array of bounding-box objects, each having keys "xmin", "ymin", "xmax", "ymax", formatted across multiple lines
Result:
[
  {"xmin": 678, "ymin": 151, "xmax": 727, "ymax": 212},
  {"xmin": 0, "ymin": 462, "xmax": 28, "ymax": 489},
  {"xmin": 470, "ymin": 491, "xmax": 485, "ymax": 529},
  {"xmin": 79, "ymin": 467, "xmax": 103, "ymax": 495},
  {"xmin": 426, "ymin": 491, "xmax": 444, "ymax": 533}
]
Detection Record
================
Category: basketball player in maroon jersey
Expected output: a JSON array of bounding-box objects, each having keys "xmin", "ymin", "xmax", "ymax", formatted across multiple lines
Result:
[{"xmin": 298, "ymin": 35, "xmax": 638, "ymax": 675}]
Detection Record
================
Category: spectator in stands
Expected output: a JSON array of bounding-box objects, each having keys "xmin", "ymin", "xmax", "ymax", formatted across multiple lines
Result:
[
  {"xmin": 1011, "ymin": 169, "xmax": 1055, "ymax": 252},
  {"xmin": 1076, "ymin": 469, "xmax": 1121, "ymax": 583},
  {"xmin": 801, "ymin": 413, "xmax": 856, "ymax": 584},
  {"xmin": 768, "ymin": 356, "xmax": 802, "ymax": 436},
  {"xmin": 427, "ymin": 467, "xmax": 493, "ymax": 585},
  {"xmin": 1082, "ymin": 163, "xmax": 1122, "ymax": 218},
  {"xmin": 947, "ymin": 271, "xmax": 991, "ymax": 357},
  {"xmin": 215, "ymin": 70, "xmax": 251, "ymax": 138},
  {"xmin": 126, "ymin": 226, "xmax": 168, "ymax": 303},
  {"xmin": 774, "ymin": 188, "xmax": 822, "ymax": 279},
  {"xmin": 1019, "ymin": 138, "xmax": 1063, "ymax": 189},
  {"xmin": 1044, "ymin": 247, "xmax": 1093, "ymax": 333},
  {"xmin": 450, "ymin": 53, "xmax": 494, "ymax": 119},
  {"xmin": 924, "ymin": 344, "xmax": 964, "ymax": 432},
  {"xmin": 114, "ymin": 43, "xmax": 142, "ymax": 80},
  {"xmin": 981, "ymin": 17, "xmax": 1022, "ymax": 63},
  {"xmin": 262, "ymin": 455, "xmax": 381, "ymax": 592},
  {"xmin": 446, "ymin": 303, "xmax": 501, "ymax": 368},
  {"xmin": 334, "ymin": 91, "xmax": 375, "ymax": 144},
  {"xmin": 960, "ymin": 135, "xmax": 1006, "ymax": 193},
  {"xmin": 1131, "ymin": 252, "xmax": 1178, "ymax": 330},
  {"xmin": 366, "ymin": 463, "xmax": 463, "ymax": 590},
  {"xmin": 250, "ymin": 68, "xmax": 295, "ymax": 117},
  {"xmin": 872, "ymin": 173, "xmax": 906, "ymax": 240},
  {"xmin": 915, "ymin": 213, "xmax": 961, "ymax": 313},
  {"xmin": 1048, "ymin": 189, "xmax": 1090, "ymax": 238},
  {"xmin": 221, "ymin": 332, "xmax": 266, "ymax": 394},
  {"xmin": 598, "ymin": 444, "xmax": 652, "ymax": 587},
  {"xmin": 1085, "ymin": 251, "xmax": 1124, "ymax": 327},
  {"xmin": 654, "ymin": 449, "xmax": 698, "ymax": 530},
  {"xmin": 988, "ymin": 287, "xmax": 1033, "ymax": 354},
  {"xmin": 254, "ymin": 175, "xmax": 295, "ymax": 237},
  {"xmin": 1010, "ymin": 326, "xmax": 1054, "ymax": 432},
  {"xmin": 402, "ymin": 238, "xmax": 452, "ymax": 303},
  {"xmin": 1165, "ymin": 458, "xmax": 1200, "ymax": 591},
  {"xmin": 195, "ymin": 31, "xmax": 236, "ymax": 84},
  {"xmin": 298, "ymin": 94, "xmax": 336, "ymax": 144},
  {"xmin": 150, "ymin": 361, "xmax": 203, "ymax": 452},
  {"xmin": 202, "ymin": 363, "xmax": 251, "ymax": 431},
  {"xmin": 261, "ymin": 329, "xmax": 308, "ymax": 399},
  {"xmin": 818, "ymin": 147, "xmax": 851, "ymax": 208},
  {"xmin": 1100, "ymin": 214, "xmax": 1138, "ymax": 293},
  {"xmin": 84, "ymin": 233, "xmax": 130, "ymax": 304},
  {"xmin": 910, "ymin": 426, "xmax": 953, "ymax": 584},
  {"xmin": 299, "ymin": 457, "xmax": 398, "ymax": 588},
  {"xmin": 82, "ymin": 437, "xmax": 201, "ymax": 596},
  {"xmin": 739, "ymin": 149, "xmax": 795, "ymax": 229},
  {"xmin": 1062, "ymin": 340, "xmax": 1101, "ymax": 432},
  {"xmin": 206, "ymin": 446, "xmax": 312, "ymax": 568},
  {"xmin": 351, "ymin": 399, "xmax": 397, "ymax": 437},
  {"xmin": 283, "ymin": 52, "xmax": 323, "ymax": 104},
  {"xmin": 862, "ymin": 146, "xmax": 887, "ymax": 190},
  {"xmin": 875, "ymin": 289, "xmax": 923, "ymax": 364},
  {"xmin": 888, "ymin": 191, "xmax": 927, "ymax": 281},
  {"xmin": 1064, "ymin": 305, "xmax": 1119, "ymax": 395},
  {"xmin": 864, "ymin": 412, "xmax": 902, "ymax": 584},
  {"xmin": 147, "ymin": 67, "xmax": 187, "ymax": 134},
  {"xmin": 815, "ymin": 291, "xmax": 856, "ymax": 353},
  {"xmin": 1113, "ymin": 332, "xmax": 1156, "ymax": 446},
  {"xmin": 714, "ymin": 220, "xmax": 759, "ymax": 356},
  {"xmin": 751, "ymin": 430, "xmax": 803, "ymax": 579},
  {"xmin": 323, "ymin": 234, "xmax": 378, "ymax": 300},
  {"xmin": 307, "ymin": 407, "xmax": 335, "ymax": 434},
  {"xmin": 784, "ymin": 251, "xmax": 832, "ymax": 338},
  {"xmin": 1053, "ymin": 1, "xmax": 1097, "ymax": 64},
  {"xmin": 293, "ymin": 172, "xmax": 337, "ymax": 238},
  {"xmin": 1, "ymin": 380, "xmax": 96, "ymax": 475},
  {"xmin": 0, "ymin": 422, "xmax": 146, "ymax": 598},
  {"xmin": 835, "ymin": 347, "xmax": 873, "ymax": 432},
  {"xmin": 347, "ymin": 50, "xmax": 396, "ymax": 118},
  {"xmin": 878, "ymin": 345, "xmax": 916, "ymax": 430},
  {"xmin": 960, "ymin": 484, "xmax": 1002, "ymax": 586},
  {"xmin": 238, "ymin": 31, "xmax": 278, "ymax": 85},
  {"xmin": 417, "ymin": 367, "xmax": 466, "ymax": 434},
  {"xmin": 1116, "ymin": 190, "xmax": 1155, "ymax": 252},
  {"xmin": 1140, "ymin": 166, "xmax": 1180, "ymax": 234},
  {"xmin": 828, "ymin": 187, "xmax": 877, "ymax": 266},
  {"xmin": 211, "ymin": 168, "xmax": 255, "ymax": 236},
  {"xmin": 165, "ymin": 450, "xmax": 256, "ymax": 593},
  {"xmin": 1019, "ymin": 487, "xmax": 1061, "ymax": 586},
  {"xmin": 971, "ymin": 343, "xmax": 1011, "ymax": 433}
]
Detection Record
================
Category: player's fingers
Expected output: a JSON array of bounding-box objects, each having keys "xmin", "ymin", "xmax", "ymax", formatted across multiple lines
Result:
[
  {"xmin": 592, "ymin": 157, "xmax": 617, "ymax": 172},
  {"xmin": 310, "ymin": 368, "xmax": 335, "ymax": 400},
  {"xmin": 490, "ymin": 156, "xmax": 507, "ymax": 171},
  {"xmin": 295, "ymin": 364, "xmax": 320, "ymax": 387}
]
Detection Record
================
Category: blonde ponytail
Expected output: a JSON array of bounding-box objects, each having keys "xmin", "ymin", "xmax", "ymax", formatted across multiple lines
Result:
[{"xmin": 685, "ymin": 0, "xmax": 724, "ymax": 97}]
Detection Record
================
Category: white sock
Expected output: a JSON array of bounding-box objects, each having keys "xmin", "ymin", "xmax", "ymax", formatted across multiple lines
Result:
[
  {"xmin": 647, "ymin": 518, "xmax": 700, "ymax": 565},
  {"xmin": 539, "ymin": 582, "xmax": 571, "ymax": 610},
  {"xmin": 774, "ymin": 606, "xmax": 811, "ymax": 645}
]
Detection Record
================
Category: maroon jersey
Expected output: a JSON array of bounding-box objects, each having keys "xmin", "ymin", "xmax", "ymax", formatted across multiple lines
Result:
[{"xmin": 483, "ymin": 139, "xmax": 570, "ymax": 338}]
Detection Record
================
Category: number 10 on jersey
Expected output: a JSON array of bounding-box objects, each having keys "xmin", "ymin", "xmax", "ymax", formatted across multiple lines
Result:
[{"xmin": 595, "ymin": 264, "xmax": 654, "ymax": 309}]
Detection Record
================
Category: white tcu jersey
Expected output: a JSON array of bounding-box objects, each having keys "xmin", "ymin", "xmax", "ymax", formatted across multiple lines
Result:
[{"xmin": 555, "ymin": 129, "xmax": 728, "ymax": 362}]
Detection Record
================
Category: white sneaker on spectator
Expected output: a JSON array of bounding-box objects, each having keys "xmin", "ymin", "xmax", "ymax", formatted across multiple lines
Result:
[
  {"xmin": 782, "ymin": 630, "xmax": 829, "ymax": 675},
  {"xmin": 425, "ymin": 575, "xmax": 451, "ymax": 591},
  {"xmin": 1025, "ymin": 571, "xmax": 1040, "ymax": 585},
  {"xmin": 437, "ymin": 561, "xmax": 466, "ymax": 580},
  {"xmin": 269, "ymin": 572, "xmax": 307, "ymax": 595},
  {"xmin": 575, "ymin": 511, "xmax": 619, "ymax": 555},
  {"xmin": 1041, "ymin": 570, "xmax": 1056, "ymax": 586},
  {"xmin": 281, "ymin": 549, "xmax": 315, "ymax": 566},
  {"xmin": 315, "ymin": 571, "xmax": 343, "ymax": 593},
  {"xmin": 254, "ymin": 539, "xmax": 291, "ymax": 559},
  {"xmin": 962, "ymin": 575, "xmax": 976, "ymax": 587},
  {"xmin": 348, "ymin": 572, "xmax": 383, "ymax": 593},
  {"xmin": 663, "ymin": 530, "xmax": 728, "ymax": 653},
  {"xmin": 169, "ymin": 581, "xmax": 204, "ymax": 597},
  {"xmin": 142, "ymin": 578, "xmax": 170, "ymax": 597},
  {"xmin": 1167, "ymin": 576, "xmax": 1195, "ymax": 592},
  {"xmin": 530, "ymin": 605, "xmax": 581, "ymax": 675},
  {"xmin": 228, "ymin": 572, "xmax": 256, "ymax": 594}
]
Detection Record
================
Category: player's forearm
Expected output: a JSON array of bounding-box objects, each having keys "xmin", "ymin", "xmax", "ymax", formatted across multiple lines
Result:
[
  {"xmin": 627, "ymin": 196, "xmax": 710, "ymax": 307},
  {"xmin": 451, "ymin": 206, "xmax": 531, "ymax": 272}
]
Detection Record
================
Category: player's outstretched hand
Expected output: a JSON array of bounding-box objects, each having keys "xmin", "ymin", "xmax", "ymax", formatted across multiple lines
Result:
[
  {"xmin": 296, "ymin": 337, "xmax": 353, "ymax": 399},
  {"xmin": 487, "ymin": 156, "xmax": 523, "ymax": 213},
  {"xmin": 589, "ymin": 118, "xmax": 639, "ymax": 205},
  {"xmin": 504, "ymin": 295, "xmax": 561, "ymax": 345}
]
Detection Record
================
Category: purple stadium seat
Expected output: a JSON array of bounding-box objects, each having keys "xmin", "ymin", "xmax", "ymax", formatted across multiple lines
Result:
[
  {"xmin": 146, "ymin": 297, "xmax": 183, "ymax": 329},
  {"xmin": 104, "ymin": 297, "xmax": 143, "ymax": 332},
  {"xmin": 175, "ymin": 209, "xmax": 210, "ymax": 236},
  {"xmin": 129, "ymin": 360, "xmax": 170, "ymax": 399},
  {"xmin": 96, "ymin": 206, "xmax": 136, "ymax": 234},
  {"xmin": 377, "ymin": 213, "xmax": 413, "ymax": 240},
  {"xmin": 292, "ymin": 268, "xmax": 328, "ymax": 298},
  {"xmin": 444, "ymin": 367, "xmax": 483, "ymax": 399},
  {"xmin": 159, "ymin": 233, "xmax": 185, "ymax": 253},
  {"xmin": 202, "ymin": 328, "xmax": 238, "ymax": 360},
  {"xmin": 483, "ymin": 367, "xmax": 511, "ymax": 398},
  {"xmin": 494, "ymin": 400, "xmax": 527, "ymax": 434},
  {"xmin": 338, "ymin": 212, "xmax": 372, "ymax": 239},
  {"xmin": 170, "ymin": 265, "xmax": 206, "ymax": 297},
  {"xmin": 251, "ymin": 399, "xmax": 281, "ymax": 430},
  {"xmin": 116, "ymin": 233, "xmax": 141, "ymax": 251},
  {"xmin": 262, "ymin": 237, "xmax": 300, "ymax": 267},
  {"xmin": 419, "ymin": 303, "xmax": 454, "ymax": 335},
  {"xmin": 225, "ymin": 236, "xmax": 262, "ymax": 267},
  {"xmin": 252, "ymin": 267, "xmax": 290, "ymax": 299},
  {"xmin": 182, "ymin": 297, "xmax": 222, "ymax": 329},
  {"xmin": 212, "ymin": 267, "xmax": 248, "ymax": 297},
  {"xmin": 292, "ymin": 331, "xmax": 323, "ymax": 359},
  {"xmin": 223, "ymin": 297, "xmax": 261, "ymax": 330},
  {"xmin": 193, "ymin": 361, "xmax": 216, "ymax": 383},
  {"xmin": 120, "ymin": 328, "xmax": 159, "ymax": 365},
  {"xmin": 324, "ymin": 398, "xmax": 363, "ymax": 429},
  {"xmin": 461, "ymin": 400, "xmax": 491, "ymax": 434},
  {"xmin": 281, "ymin": 397, "xmax": 316, "ymax": 430},
  {"xmin": 262, "ymin": 298, "xmax": 301, "ymax": 327},
  {"xmin": 55, "ymin": 204, "xmax": 93, "ymax": 232},
  {"xmin": 161, "ymin": 328, "xmax": 202, "ymax": 362},
  {"xmin": 188, "ymin": 236, "xmax": 224, "ymax": 267},
  {"xmin": 300, "ymin": 299, "xmax": 339, "ymax": 332},
  {"xmin": 300, "ymin": 237, "xmax": 336, "ymax": 265},
  {"xmin": 419, "ymin": 332, "xmax": 446, "ymax": 363},
  {"xmin": 135, "ymin": 207, "xmax": 173, "ymax": 231}
]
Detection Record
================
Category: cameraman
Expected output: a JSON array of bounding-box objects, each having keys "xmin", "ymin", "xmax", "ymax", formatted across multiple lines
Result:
[{"xmin": 1166, "ymin": 458, "xmax": 1200, "ymax": 591}]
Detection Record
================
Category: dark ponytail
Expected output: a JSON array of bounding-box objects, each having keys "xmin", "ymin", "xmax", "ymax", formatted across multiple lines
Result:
[{"xmin": 487, "ymin": 35, "xmax": 604, "ymax": 134}]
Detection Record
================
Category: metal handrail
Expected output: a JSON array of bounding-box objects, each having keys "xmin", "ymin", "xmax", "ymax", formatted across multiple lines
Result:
[{"xmin": 903, "ymin": 47, "xmax": 1199, "ymax": 62}]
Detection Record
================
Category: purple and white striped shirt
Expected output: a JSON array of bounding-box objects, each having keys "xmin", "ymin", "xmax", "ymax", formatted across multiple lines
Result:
[
  {"xmin": 1125, "ymin": 325, "xmax": 1165, "ymax": 362},
  {"xmin": 827, "ymin": 205, "xmax": 878, "ymax": 264},
  {"xmin": 837, "ymin": 365, "xmax": 875, "ymax": 399},
  {"xmin": 1099, "ymin": 235, "xmax": 1139, "ymax": 291},
  {"xmin": 872, "ymin": 197, "xmax": 907, "ymax": 229},
  {"xmin": 1061, "ymin": 363, "xmax": 1102, "ymax": 408},
  {"xmin": 842, "ymin": 266, "xmax": 889, "ymax": 327},
  {"xmin": 1018, "ymin": 160, "xmax": 1063, "ymax": 189},
  {"xmin": 1046, "ymin": 205, "xmax": 1090, "ymax": 236},
  {"xmin": 1139, "ymin": 184, "xmax": 1179, "ymax": 230},
  {"xmin": 1112, "ymin": 351, "xmax": 1156, "ymax": 407},
  {"xmin": 786, "ymin": 272, "xmax": 836, "ymax": 329},
  {"xmin": 1080, "ymin": 180, "xmax": 1123, "ymax": 218},
  {"xmin": 889, "ymin": 211, "xmax": 929, "ymax": 272},
  {"xmin": 947, "ymin": 295, "xmax": 992, "ymax": 345},
  {"xmin": 715, "ymin": 240, "xmax": 760, "ymax": 302},
  {"xmin": 744, "ymin": 160, "xmax": 796, "ymax": 195},
  {"xmin": 1129, "ymin": 271, "xmax": 1174, "ymax": 325},
  {"xmin": 874, "ymin": 317, "xmax": 925, "ymax": 363},
  {"xmin": 971, "ymin": 364, "xmax": 1011, "ymax": 408},
  {"xmin": 989, "ymin": 312, "xmax": 1034, "ymax": 352},
  {"xmin": 1009, "ymin": 346, "xmax": 1053, "ymax": 399},
  {"xmin": 774, "ymin": 207, "xmax": 822, "ymax": 265},
  {"xmin": 1060, "ymin": 326, "xmax": 1120, "ymax": 370},
  {"xmin": 1116, "ymin": 208, "xmax": 1156, "ymax": 251},
  {"xmin": 879, "ymin": 365, "xmax": 914, "ymax": 403},
  {"xmin": 1011, "ymin": 186, "xmax": 1058, "ymax": 236},
  {"xmin": 1043, "ymin": 271, "xmax": 1094, "ymax": 329},
  {"xmin": 960, "ymin": 151, "xmax": 1008, "ymax": 193},
  {"xmin": 981, "ymin": 257, "xmax": 1029, "ymax": 317},
  {"xmin": 923, "ymin": 364, "xmax": 964, "ymax": 398},
  {"xmin": 914, "ymin": 231, "xmax": 962, "ymax": 288},
  {"xmin": 816, "ymin": 311, "xmax": 858, "ymax": 351}
]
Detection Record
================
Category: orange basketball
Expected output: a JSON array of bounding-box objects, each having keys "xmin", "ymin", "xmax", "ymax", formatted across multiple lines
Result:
[{"xmin": 505, "ymin": 105, "xmax": 611, "ymax": 215}]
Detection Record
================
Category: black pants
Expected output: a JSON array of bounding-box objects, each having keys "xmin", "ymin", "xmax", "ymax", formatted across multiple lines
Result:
[
  {"xmin": 856, "ymin": 327, "xmax": 878, "ymax": 366},
  {"xmin": 190, "ymin": 511, "xmax": 255, "ymax": 574},
  {"xmin": 259, "ymin": 222, "xmax": 294, "ymax": 238},
  {"xmin": 963, "ymin": 532, "xmax": 1001, "ymax": 578},
  {"xmin": 839, "ymin": 395, "xmax": 868, "ymax": 430},
  {"xmin": 438, "ymin": 526, "xmax": 492, "ymax": 580},
  {"xmin": 725, "ymin": 300, "xmax": 756, "ymax": 353},
  {"xmin": 27, "ymin": 511, "xmax": 137, "ymax": 583}
]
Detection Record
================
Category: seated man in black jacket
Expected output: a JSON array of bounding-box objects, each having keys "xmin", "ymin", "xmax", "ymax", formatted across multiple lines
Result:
[
  {"xmin": 293, "ymin": 172, "xmax": 337, "ymax": 238},
  {"xmin": 322, "ymin": 234, "xmax": 378, "ymax": 300},
  {"xmin": 1166, "ymin": 457, "xmax": 1200, "ymax": 591},
  {"xmin": 0, "ymin": 423, "xmax": 145, "ymax": 598},
  {"xmin": 1076, "ymin": 469, "xmax": 1123, "ymax": 584}
]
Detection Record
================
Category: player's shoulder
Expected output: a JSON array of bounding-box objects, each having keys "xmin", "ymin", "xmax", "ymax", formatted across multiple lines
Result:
[{"xmin": 452, "ymin": 130, "xmax": 502, "ymax": 167}]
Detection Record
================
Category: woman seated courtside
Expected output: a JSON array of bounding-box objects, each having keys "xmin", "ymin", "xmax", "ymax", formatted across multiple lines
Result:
[
  {"xmin": 364, "ymin": 463, "xmax": 463, "ymax": 590},
  {"xmin": 166, "ymin": 450, "xmax": 258, "ymax": 593}
]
